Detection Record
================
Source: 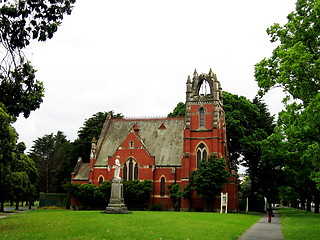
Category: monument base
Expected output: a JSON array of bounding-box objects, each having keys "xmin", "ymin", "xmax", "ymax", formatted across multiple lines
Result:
[
  {"xmin": 101, "ymin": 177, "xmax": 131, "ymax": 214},
  {"xmin": 102, "ymin": 205, "xmax": 131, "ymax": 214}
]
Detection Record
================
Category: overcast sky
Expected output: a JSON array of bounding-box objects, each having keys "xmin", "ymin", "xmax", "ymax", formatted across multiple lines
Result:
[{"xmin": 13, "ymin": 0, "xmax": 296, "ymax": 151}]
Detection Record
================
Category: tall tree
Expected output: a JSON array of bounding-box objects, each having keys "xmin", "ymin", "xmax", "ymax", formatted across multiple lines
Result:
[
  {"xmin": 255, "ymin": 0, "xmax": 320, "ymax": 210},
  {"xmin": 10, "ymin": 142, "xmax": 39, "ymax": 210},
  {"xmin": 29, "ymin": 131, "xmax": 70, "ymax": 193},
  {"xmin": 0, "ymin": 118, "xmax": 38, "ymax": 211},
  {"xmin": 0, "ymin": 103, "xmax": 17, "ymax": 211},
  {"xmin": 255, "ymin": 0, "xmax": 320, "ymax": 105}
]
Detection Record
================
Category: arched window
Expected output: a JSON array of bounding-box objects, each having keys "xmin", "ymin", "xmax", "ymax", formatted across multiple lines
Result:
[
  {"xmin": 129, "ymin": 141, "xmax": 134, "ymax": 149},
  {"xmin": 198, "ymin": 80, "xmax": 211, "ymax": 95},
  {"xmin": 199, "ymin": 107, "xmax": 205, "ymax": 128},
  {"xmin": 123, "ymin": 158, "xmax": 139, "ymax": 181},
  {"xmin": 160, "ymin": 177, "xmax": 165, "ymax": 196},
  {"xmin": 196, "ymin": 143, "xmax": 208, "ymax": 168},
  {"xmin": 98, "ymin": 176, "xmax": 104, "ymax": 185}
]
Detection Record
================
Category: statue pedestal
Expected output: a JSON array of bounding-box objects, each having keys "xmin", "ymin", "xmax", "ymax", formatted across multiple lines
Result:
[{"xmin": 102, "ymin": 178, "xmax": 131, "ymax": 214}]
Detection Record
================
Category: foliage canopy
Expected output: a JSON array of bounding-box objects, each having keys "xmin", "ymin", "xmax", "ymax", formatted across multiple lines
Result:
[
  {"xmin": 0, "ymin": 0, "xmax": 76, "ymax": 118},
  {"xmin": 189, "ymin": 155, "xmax": 230, "ymax": 210},
  {"xmin": 255, "ymin": 0, "xmax": 320, "ymax": 208}
]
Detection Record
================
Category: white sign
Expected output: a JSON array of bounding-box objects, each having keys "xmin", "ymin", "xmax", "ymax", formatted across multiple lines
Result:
[{"xmin": 220, "ymin": 192, "xmax": 228, "ymax": 213}]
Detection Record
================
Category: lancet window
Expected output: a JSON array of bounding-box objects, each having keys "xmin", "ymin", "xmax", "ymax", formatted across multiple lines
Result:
[
  {"xmin": 123, "ymin": 158, "xmax": 139, "ymax": 181},
  {"xmin": 160, "ymin": 177, "xmax": 165, "ymax": 196},
  {"xmin": 196, "ymin": 143, "xmax": 208, "ymax": 168},
  {"xmin": 198, "ymin": 107, "xmax": 205, "ymax": 128},
  {"xmin": 98, "ymin": 176, "xmax": 104, "ymax": 185}
]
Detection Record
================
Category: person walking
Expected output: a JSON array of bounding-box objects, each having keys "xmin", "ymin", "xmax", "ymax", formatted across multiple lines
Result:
[{"xmin": 267, "ymin": 206, "xmax": 273, "ymax": 223}]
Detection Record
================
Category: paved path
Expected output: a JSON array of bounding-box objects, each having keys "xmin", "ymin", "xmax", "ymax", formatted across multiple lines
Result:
[
  {"xmin": 238, "ymin": 211, "xmax": 284, "ymax": 240},
  {"xmin": 0, "ymin": 206, "xmax": 36, "ymax": 220}
]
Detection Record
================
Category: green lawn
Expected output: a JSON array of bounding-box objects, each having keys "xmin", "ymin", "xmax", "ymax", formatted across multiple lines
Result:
[
  {"xmin": 0, "ymin": 210, "xmax": 260, "ymax": 240},
  {"xmin": 279, "ymin": 208, "xmax": 320, "ymax": 240}
]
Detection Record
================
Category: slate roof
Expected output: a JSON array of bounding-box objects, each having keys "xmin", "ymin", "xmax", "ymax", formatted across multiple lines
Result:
[
  {"xmin": 73, "ymin": 163, "xmax": 90, "ymax": 181},
  {"xmin": 95, "ymin": 117, "xmax": 185, "ymax": 166}
]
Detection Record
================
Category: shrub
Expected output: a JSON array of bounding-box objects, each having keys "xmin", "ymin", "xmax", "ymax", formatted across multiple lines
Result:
[
  {"xmin": 149, "ymin": 204, "xmax": 163, "ymax": 211},
  {"xmin": 123, "ymin": 180, "xmax": 152, "ymax": 209}
]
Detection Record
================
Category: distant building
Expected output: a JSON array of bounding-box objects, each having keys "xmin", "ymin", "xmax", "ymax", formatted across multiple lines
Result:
[{"xmin": 71, "ymin": 69, "xmax": 239, "ymax": 211}]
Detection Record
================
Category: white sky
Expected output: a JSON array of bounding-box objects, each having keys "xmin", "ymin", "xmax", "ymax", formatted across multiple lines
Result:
[{"xmin": 13, "ymin": 0, "xmax": 296, "ymax": 151}]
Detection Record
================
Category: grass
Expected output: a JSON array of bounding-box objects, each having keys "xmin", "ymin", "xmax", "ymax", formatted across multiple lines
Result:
[
  {"xmin": 279, "ymin": 208, "xmax": 320, "ymax": 240},
  {"xmin": 0, "ymin": 210, "xmax": 260, "ymax": 240}
]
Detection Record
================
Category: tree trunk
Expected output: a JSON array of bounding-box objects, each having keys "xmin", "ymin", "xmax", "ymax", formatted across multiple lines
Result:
[
  {"xmin": 15, "ymin": 201, "xmax": 19, "ymax": 210},
  {"xmin": 248, "ymin": 194, "xmax": 258, "ymax": 211},
  {"xmin": 306, "ymin": 197, "xmax": 312, "ymax": 211},
  {"xmin": 204, "ymin": 201, "xmax": 209, "ymax": 212},
  {"xmin": 249, "ymin": 169, "xmax": 258, "ymax": 211},
  {"xmin": 204, "ymin": 199, "xmax": 213, "ymax": 212},
  {"xmin": 0, "ymin": 199, "xmax": 4, "ymax": 212},
  {"xmin": 300, "ymin": 198, "xmax": 306, "ymax": 210},
  {"xmin": 314, "ymin": 197, "xmax": 319, "ymax": 213}
]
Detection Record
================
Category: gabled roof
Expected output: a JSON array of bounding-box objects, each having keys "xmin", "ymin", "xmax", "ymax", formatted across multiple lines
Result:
[
  {"xmin": 73, "ymin": 163, "xmax": 90, "ymax": 181},
  {"xmin": 95, "ymin": 117, "xmax": 185, "ymax": 166},
  {"xmin": 122, "ymin": 130, "xmax": 153, "ymax": 157}
]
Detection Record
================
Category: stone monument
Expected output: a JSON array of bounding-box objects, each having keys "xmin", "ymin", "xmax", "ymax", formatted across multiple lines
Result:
[{"xmin": 102, "ymin": 156, "xmax": 131, "ymax": 214}]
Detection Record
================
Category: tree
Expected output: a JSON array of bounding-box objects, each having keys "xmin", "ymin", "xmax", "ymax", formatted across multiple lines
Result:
[
  {"xmin": 168, "ymin": 102, "xmax": 186, "ymax": 117},
  {"xmin": 10, "ymin": 143, "xmax": 39, "ymax": 210},
  {"xmin": 0, "ymin": 103, "xmax": 17, "ymax": 211},
  {"xmin": 238, "ymin": 176, "xmax": 251, "ymax": 199},
  {"xmin": 167, "ymin": 183, "xmax": 183, "ymax": 211},
  {"xmin": 255, "ymin": 0, "xmax": 320, "ymax": 105},
  {"xmin": 0, "ymin": 103, "xmax": 40, "ymax": 211},
  {"xmin": 189, "ymin": 155, "xmax": 230, "ymax": 211},
  {"xmin": 255, "ymin": 0, "xmax": 320, "ymax": 211},
  {"xmin": 0, "ymin": 0, "xmax": 76, "ymax": 118},
  {"xmin": 223, "ymin": 93, "xmax": 276, "ymax": 209},
  {"xmin": 29, "ymin": 131, "xmax": 70, "ymax": 193}
]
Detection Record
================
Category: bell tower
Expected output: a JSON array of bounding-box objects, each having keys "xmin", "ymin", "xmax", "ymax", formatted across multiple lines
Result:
[
  {"xmin": 185, "ymin": 68, "xmax": 223, "ymax": 130},
  {"xmin": 181, "ymin": 69, "xmax": 233, "ymax": 211},
  {"xmin": 184, "ymin": 69, "xmax": 227, "ymax": 165}
]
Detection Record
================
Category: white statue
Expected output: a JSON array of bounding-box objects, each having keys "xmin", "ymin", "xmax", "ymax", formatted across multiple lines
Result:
[{"xmin": 114, "ymin": 156, "xmax": 121, "ymax": 179}]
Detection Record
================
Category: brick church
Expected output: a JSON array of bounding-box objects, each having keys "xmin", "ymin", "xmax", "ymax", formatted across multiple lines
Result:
[{"xmin": 71, "ymin": 69, "xmax": 239, "ymax": 212}]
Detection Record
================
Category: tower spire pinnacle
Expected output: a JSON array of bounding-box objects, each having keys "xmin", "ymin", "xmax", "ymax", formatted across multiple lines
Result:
[
  {"xmin": 187, "ymin": 75, "xmax": 191, "ymax": 83},
  {"xmin": 193, "ymin": 69, "xmax": 198, "ymax": 77},
  {"xmin": 209, "ymin": 68, "xmax": 213, "ymax": 76},
  {"xmin": 90, "ymin": 137, "xmax": 97, "ymax": 159}
]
